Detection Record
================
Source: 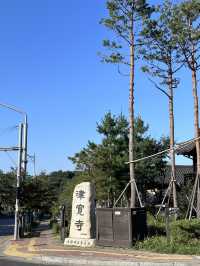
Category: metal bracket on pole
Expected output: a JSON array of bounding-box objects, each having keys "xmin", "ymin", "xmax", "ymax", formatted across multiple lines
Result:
[{"xmin": 0, "ymin": 147, "xmax": 19, "ymax": 151}]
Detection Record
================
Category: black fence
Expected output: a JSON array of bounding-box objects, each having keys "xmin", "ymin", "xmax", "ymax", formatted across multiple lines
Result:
[{"xmin": 96, "ymin": 207, "xmax": 147, "ymax": 248}]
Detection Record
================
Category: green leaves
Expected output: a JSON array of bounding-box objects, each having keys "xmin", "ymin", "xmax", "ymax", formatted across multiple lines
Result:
[
  {"xmin": 102, "ymin": 52, "xmax": 125, "ymax": 64},
  {"xmin": 19, "ymin": 171, "xmax": 74, "ymax": 214},
  {"xmin": 100, "ymin": 0, "xmax": 154, "ymax": 66},
  {"xmin": 171, "ymin": 0, "xmax": 200, "ymax": 70},
  {"xmin": 141, "ymin": 0, "xmax": 182, "ymax": 93},
  {"xmin": 0, "ymin": 171, "xmax": 16, "ymax": 213},
  {"xmin": 102, "ymin": 40, "xmax": 122, "ymax": 49},
  {"xmin": 69, "ymin": 112, "xmax": 168, "ymax": 204}
]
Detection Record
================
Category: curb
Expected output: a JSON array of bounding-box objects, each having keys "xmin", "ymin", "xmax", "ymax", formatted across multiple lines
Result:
[
  {"xmin": 3, "ymin": 239, "xmax": 200, "ymax": 266},
  {"xmin": 2, "ymin": 229, "xmax": 200, "ymax": 266},
  {"xmin": 3, "ymin": 244, "xmax": 200, "ymax": 266},
  {"xmin": 33, "ymin": 255, "xmax": 200, "ymax": 266}
]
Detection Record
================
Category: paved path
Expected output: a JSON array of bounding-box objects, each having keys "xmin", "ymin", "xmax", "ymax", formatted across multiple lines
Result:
[
  {"xmin": 2, "ymin": 220, "xmax": 200, "ymax": 265},
  {"xmin": 0, "ymin": 216, "xmax": 14, "ymax": 257}
]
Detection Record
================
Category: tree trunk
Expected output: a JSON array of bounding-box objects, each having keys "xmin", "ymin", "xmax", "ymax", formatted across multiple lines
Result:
[
  {"xmin": 129, "ymin": 13, "xmax": 136, "ymax": 208},
  {"xmin": 168, "ymin": 69, "xmax": 177, "ymax": 210},
  {"xmin": 191, "ymin": 61, "xmax": 200, "ymax": 217}
]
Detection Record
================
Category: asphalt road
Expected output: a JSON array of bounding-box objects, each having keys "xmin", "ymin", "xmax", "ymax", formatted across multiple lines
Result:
[
  {"xmin": 0, "ymin": 217, "xmax": 47, "ymax": 265},
  {"xmin": 0, "ymin": 216, "xmax": 14, "ymax": 236}
]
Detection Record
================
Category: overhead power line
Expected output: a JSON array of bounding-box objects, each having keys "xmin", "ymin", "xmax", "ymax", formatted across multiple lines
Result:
[{"xmin": 4, "ymin": 151, "xmax": 18, "ymax": 167}]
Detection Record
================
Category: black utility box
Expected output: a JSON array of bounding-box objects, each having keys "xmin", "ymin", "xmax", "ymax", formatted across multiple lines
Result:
[{"xmin": 96, "ymin": 207, "xmax": 147, "ymax": 247}]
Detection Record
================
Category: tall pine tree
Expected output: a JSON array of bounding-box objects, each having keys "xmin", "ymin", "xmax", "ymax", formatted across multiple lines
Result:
[
  {"xmin": 100, "ymin": 0, "xmax": 153, "ymax": 207},
  {"xmin": 172, "ymin": 0, "xmax": 200, "ymax": 218},
  {"xmin": 141, "ymin": 0, "xmax": 183, "ymax": 210}
]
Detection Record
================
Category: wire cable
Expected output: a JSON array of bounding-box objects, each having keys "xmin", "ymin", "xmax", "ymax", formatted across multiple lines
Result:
[
  {"xmin": 0, "ymin": 125, "xmax": 18, "ymax": 137},
  {"xmin": 4, "ymin": 151, "xmax": 17, "ymax": 167}
]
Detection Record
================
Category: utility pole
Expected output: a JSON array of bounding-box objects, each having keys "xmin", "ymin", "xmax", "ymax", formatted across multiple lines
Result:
[
  {"xmin": 33, "ymin": 153, "xmax": 36, "ymax": 178},
  {"xmin": 60, "ymin": 205, "xmax": 66, "ymax": 242},
  {"xmin": 0, "ymin": 102, "xmax": 28, "ymax": 237},
  {"xmin": 0, "ymin": 103, "xmax": 28, "ymax": 179},
  {"xmin": 22, "ymin": 115, "xmax": 28, "ymax": 180},
  {"xmin": 14, "ymin": 123, "xmax": 23, "ymax": 241}
]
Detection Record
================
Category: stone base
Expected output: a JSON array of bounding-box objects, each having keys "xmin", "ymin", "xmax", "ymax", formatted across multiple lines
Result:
[{"xmin": 64, "ymin": 238, "xmax": 96, "ymax": 247}]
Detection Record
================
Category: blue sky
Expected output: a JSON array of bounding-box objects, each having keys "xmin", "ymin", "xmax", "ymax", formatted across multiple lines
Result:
[{"xmin": 0, "ymin": 0, "xmax": 194, "ymax": 174}]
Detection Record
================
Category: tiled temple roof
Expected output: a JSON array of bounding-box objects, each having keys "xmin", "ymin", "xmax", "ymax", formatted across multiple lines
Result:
[{"xmin": 162, "ymin": 165, "xmax": 193, "ymax": 185}]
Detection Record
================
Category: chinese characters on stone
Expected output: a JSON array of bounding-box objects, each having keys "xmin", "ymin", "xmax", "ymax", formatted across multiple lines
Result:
[
  {"xmin": 76, "ymin": 190, "xmax": 85, "ymax": 200},
  {"xmin": 75, "ymin": 190, "xmax": 85, "ymax": 231}
]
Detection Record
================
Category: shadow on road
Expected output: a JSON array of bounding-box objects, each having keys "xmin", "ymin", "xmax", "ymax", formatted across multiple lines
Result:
[{"xmin": 0, "ymin": 258, "xmax": 45, "ymax": 265}]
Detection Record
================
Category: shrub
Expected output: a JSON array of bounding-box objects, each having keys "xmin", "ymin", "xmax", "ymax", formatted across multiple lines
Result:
[
  {"xmin": 170, "ymin": 218, "xmax": 200, "ymax": 243},
  {"xmin": 147, "ymin": 212, "xmax": 165, "ymax": 237},
  {"xmin": 136, "ymin": 235, "xmax": 200, "ymax": 254},
  {"xmin": 137, "ymin": 216, "xmax": 200, "ymax": 254},
  {"xmin": 52, "ymin": 222, "xmax": 60, "ymax": 234}
]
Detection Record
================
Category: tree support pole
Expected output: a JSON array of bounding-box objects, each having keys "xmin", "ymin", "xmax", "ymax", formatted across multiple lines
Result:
[
  {"xmin": 188, "ymin": 173, "xmax": 199, "ymax": 220},
  {"xmin": 114, "ymin": 177, "xmax": 143, "ymax": 208},
  {"xmin": 156, "ymin": 181, "xmax": 172, "ymax": 218}
]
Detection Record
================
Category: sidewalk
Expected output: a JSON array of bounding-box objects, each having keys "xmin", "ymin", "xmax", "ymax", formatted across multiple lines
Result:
[{"xmin": 2, "ymin": 221, "xmax": 200, "ymax": 266}]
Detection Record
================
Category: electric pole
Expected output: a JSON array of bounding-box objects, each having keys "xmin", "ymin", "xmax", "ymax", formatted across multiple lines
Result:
[
  {"xmin": 14, "ymin": 123, "xmax": 23, "ymax": 241},
  {"xmin": 22, "ymin": 115, "xmax": 28, "ymax": 180}
]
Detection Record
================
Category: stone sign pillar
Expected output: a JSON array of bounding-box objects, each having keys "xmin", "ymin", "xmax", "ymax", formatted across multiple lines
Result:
[{"xmin": 64, "ymin": 182, "xmax": 96, "ymax": 247}]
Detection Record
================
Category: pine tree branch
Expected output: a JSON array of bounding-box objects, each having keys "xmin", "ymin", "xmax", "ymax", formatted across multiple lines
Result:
[
  {"xmin": 117, "ymin": 1, "xmax": 130, "ymax": 17},
  {"xmin": 134, "ymin": 41, "xmax": 149, "ymax": 47},
  {"xmin": 118, "ymin": 1, "xmax": 130, "ymax": 15},
  {"xmin": 117, "ymin": 64, "xmax": 129, "ymax": 77},
  {"xmin": 178, "ymin": 41, "xmax": 193, "ymax": 70},
  {"xmin": 194, "ymin": 53, "xmax": 200, "ymax": 69},
  {"xmin": 173, "ymin": 62, "xmax": 185, "ymax": 74},
  {"xmin": 115, "ymin": 26, "xmax": 131, "ymax": 45},
  {"xmin": 147, "ymin": 61, "xmax": 166, "ymax": 74},
  {"xmin": 148, "ymin": 77, "xmax": 170, "ymax": 98}
]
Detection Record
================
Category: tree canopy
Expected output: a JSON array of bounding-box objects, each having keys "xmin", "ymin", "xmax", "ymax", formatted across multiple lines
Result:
[
  {"xmin": 0, "ymin": 170, "xmax": 74, "ymax": 215},
  {"xmin": 68, "ymin": 112, "xmax": 168, "ymax": 207}
]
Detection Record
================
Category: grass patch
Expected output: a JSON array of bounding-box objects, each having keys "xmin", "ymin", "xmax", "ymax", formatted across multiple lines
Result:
[{"xmin": 136, "ymin": 235, "xmax": 200, "ymax": 254}]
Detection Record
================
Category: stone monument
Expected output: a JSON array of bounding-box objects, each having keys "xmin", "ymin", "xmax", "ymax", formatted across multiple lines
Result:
[{"xmin": 64, "ymin": 182, "xmax": 96, "ymax": 247}]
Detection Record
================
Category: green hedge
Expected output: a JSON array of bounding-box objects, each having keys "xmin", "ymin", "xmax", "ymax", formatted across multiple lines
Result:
[{"xmin": 136, "ymin": 215, "xmax": 200, "ymax": 254}]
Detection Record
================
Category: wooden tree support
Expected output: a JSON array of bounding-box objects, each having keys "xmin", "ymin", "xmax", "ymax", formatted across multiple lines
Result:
[
  {"xmin": 156, "ymin": 171, "xmax": 177, "ymax": 218},
  {"xmin": 185, "ymin": 172, "xmax": 199, "ymax": 220},
  {"xmin": 114, "ymin": 176, "xmax": 143, "ymax": 208}
]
